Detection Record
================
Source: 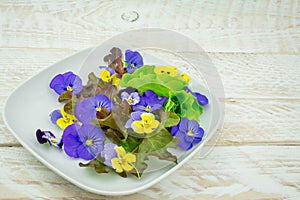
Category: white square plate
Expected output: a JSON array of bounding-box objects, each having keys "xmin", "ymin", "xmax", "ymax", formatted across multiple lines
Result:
[{"xmin": 3, "ymin": 48, "xmax": 222, "ymax": 196}]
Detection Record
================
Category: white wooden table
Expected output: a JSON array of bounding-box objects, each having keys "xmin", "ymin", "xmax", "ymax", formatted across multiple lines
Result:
[{"xmin": 0, "ymin": 1, "xmax": 299, "ymax": 199}]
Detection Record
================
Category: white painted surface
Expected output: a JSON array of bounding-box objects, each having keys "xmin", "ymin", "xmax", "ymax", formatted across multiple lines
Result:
[{"xmin": 0, "ymin": 1, "xmax": 299, "ymax": 199}]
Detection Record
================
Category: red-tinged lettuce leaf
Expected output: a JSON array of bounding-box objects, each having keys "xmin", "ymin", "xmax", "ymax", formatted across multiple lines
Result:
[
  {"xmin": 79, "ymin": 157, "xmax": 110, "ymax": 174},
  {"xmin": 133, "ymin": 128, "xmax": 178, "ymax": 176},
  {"xmin": 58, "ymin": 90, "xmax": 73, "ymax": 103}
]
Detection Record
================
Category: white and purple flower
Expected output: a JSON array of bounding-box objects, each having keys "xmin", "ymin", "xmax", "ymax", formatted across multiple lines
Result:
[{"xmin": 121, "ymin": 91, "xmax": 140, "ymax": 105}]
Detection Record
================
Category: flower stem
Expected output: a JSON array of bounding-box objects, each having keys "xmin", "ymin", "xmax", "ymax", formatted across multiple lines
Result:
[{"xmin": 130, "ymin": 164, "xmax": 141, "ymax": 180}]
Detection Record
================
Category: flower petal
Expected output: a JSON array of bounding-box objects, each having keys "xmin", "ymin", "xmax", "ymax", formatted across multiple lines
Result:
[
  {"xmin": 124, "ymin": 153, "xmax": 136, "ymax": 163},
  {"xmin": 121, "ymin": 162, "xmax": 134, "ymax": 171},
  {"xmin": 50, "ymin": 110, "xmax": 62, "ymax": 124},
  {"xmin": 62, "ymin": 134, "xmax": 81, "ymax": 158},
  {"xmin": 75, "ymin": 97, "xmax": 97, "ymax": 124},
  {"xmin": 114, "ymin": 146, "xmax": 126, "ymax": 158},
  {"xmin": 77, "ymin": 144, "xmax": 95, "ymax": 160},
  {"xmin": 132, "ymin": 120, "xmax": 145, "ymax": 134},
  {"xmin": 101, "ymin": 143, "xmax": 117, "ymax": 167},
  {"xmin": 111, "ymin": 158, "xmax": 123, "ymax": 173}
]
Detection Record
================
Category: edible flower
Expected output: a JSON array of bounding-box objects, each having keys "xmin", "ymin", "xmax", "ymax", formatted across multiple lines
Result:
[
  {"xmin": 62, "ymin": 124, "xmax": 105, "ymax": 160},
  {"xmin": 180, "ymin": 73, "xmax": 190, "ymax": 83},
  {"xmin": 132, "ymin": 90, "xmax": 167, "ymax": 112},
  {"xmin": 36, "ymin": 129, "xmax": 56, "ymax": 146},
  {"xmin": 154, "ymin": 66, "xmax": 178, "ymax": 77},
  {"xmin": 171, "ymin": 118, "xmax": 204, "ymax": 150},
  {"xmin": 125, "ymin": 111, "xmax": 160, "ymax": 134},
  {"xmin": 99, "ymin": 66, "xmax": 120, "ymax": 86},
  {"xmin": 50, "ymin": 71, "xmax": 83, "ymax": 95},
  {"xmin": 111, "ymin": 146, "xmax": 136, "ymax": 173},
  {"xmin": 125, "ymin": 50, "xmax": 144, "ymax": 74},
  {"xmin": 120, "ymin": 91, "xmax": 140, "ymax": 105},
  {"xmin": 50, "ymin": 108, "xmax": 76, "ymax": 129},
  {"xmin": 75, "ymin": 94, "xmax": 113, "ymax": 124}
]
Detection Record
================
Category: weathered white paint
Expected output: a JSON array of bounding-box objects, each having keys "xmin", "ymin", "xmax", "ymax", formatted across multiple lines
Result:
[{"xmin": 0, "ymin": 0, "xmax": 299, "ymax": 199}]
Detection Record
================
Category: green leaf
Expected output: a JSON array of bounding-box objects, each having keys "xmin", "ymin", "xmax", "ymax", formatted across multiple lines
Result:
[
  {"xmin": 134, "ymin": 128, "xmax": 178, "ymax": 174},
  {"xmin": 79, "ymin": 157, "xmax": 110, "ymax": 174},
  {"xmin": 164, "ymin": 112, "xmax": 180, "ymax": 127},
  {"xmin": 120, "ymin": 65, "xmax": 188, "ymax": 97},
  {"xmin": 174, "ymin": 90, "xmax": 203, "ymax": 121}
]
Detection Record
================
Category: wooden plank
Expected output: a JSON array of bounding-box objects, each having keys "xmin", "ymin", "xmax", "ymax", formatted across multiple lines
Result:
[
  {"xmin": 1, "ymin": 97, "xmax": 299, "ymax": 146},
  {"xmin": 0, "ymin": 49, "xmax": 299, "ymax": 98},
  {"xmin": 0, "ymin": 146, "xmax": 299, "ymax": 199},
  {"xmin": 0, "ymin": 0, "xmax": 299, "ymax": 53}
]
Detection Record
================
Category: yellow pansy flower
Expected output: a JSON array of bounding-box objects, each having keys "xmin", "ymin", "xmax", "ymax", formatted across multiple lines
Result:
[
  {"xmin": 131, "ymin": 113, "xmax": 160, "ymax": 134},
  {"xmin": 154, "ymin": 66, "xmax": 178, "ymax": 77},
  {"xmin": 111, "ymin": 146, "xmax": 136, "ymax": 173},
  {"xmin": 100, "ymin": 69, "xmax": 120, "ymax": 86},
  {"xmin": 180, "ymin": 73, "xmax": 190, "ymax": 83},
  {"xmin": 56, "ymin": 108, "xmax": 76, "ymax": 129},
  {"xmin": 100, "ymin": 69, "xmax": 112, "ymax": 83}
]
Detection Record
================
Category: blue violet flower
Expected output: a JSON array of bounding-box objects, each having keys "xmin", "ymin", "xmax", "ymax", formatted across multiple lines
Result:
[
  {"xmin": 132, "ymin": 90, "xmax": 167, "ymax": 112},
  {"xmin": 75, "ymin": 94, "xmax": 113, "ymax": 124},
  {"xmin": 50, "ymin": 71, "xmax": 83, "ymax": 95},
  {"xmin": 171, "ymin": 118, "xmax": 204, "ymax": 150},
  {"xmin": 125, "ymin": 50, "xmax": 144, "ymax": 74},
  {"xmin": 62, "ymin": 124, "xmax": 105, "ymax": 160}
]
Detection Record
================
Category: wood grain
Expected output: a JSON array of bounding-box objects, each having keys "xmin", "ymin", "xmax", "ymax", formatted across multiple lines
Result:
[
  {"xmin": 1, "ymin": 49, "xmax": 299, "ymax": 98},
  {"xmin": 0, "ymin": 146, "xmax": 299, "ymax": 199},
  {"xmin": 1, "ymin": 0, "xmax": 299, "ymax": 199},
  {"xmin": 0, "ymin": 0, "xmax": 299, "ymax": 53}
]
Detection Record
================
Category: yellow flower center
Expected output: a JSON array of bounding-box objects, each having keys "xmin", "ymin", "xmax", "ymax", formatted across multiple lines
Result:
[
  {"xmin": 86, "ymin": 139, "xmax": 93, "ymax": 146},
  {"xmin": 131, "ymin": 64, "xmax": 135, "ymax": 68},
  {"xmin": 96, "ymin": 106, "xmax": 102, "ymax": 112},
  {"xmin": 67, "ymin": 86, "xmax": 73, "ymax": 92},
  {"xmin": 187, "ymin": 130, "xmax": 194, "ymax": 137},
  {"xmin": 145, "ymin": 105, "xmax": 151, "ymax": 112},
  {"xmin": 128, "ymin": 97, "xmax": 134, "ymax": 104}
]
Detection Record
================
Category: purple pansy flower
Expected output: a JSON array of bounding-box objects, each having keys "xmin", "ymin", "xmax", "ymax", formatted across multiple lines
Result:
[
  {"xmin": 75, "ymin": 94, "xmax": 113, "ymax": 124},
  {"xmin": 125, "ymin": 50, "xmax": 144, "ymax": 74},
  {"xmin": 171, "ymin": 118, "xmax": 204, "ymax": 150},
  {"xmin": 132, "ymin": 90, "xmax": 167, "ymax": 112},
  {"xmin": 50, "ymin": 109, "xmax": 62, "ymax": 124},
  {"xmin": 121, "ymin": 91, "xmax": 140, "ymax": 105},
  {"xmin": 62, "ymin": 124, "xmax": 105, "ymax": 160},
  {"xmin": 36, "ymin": 129, "xmax": 56, "ymax": 146},
  {"xmin": 186, "ymin": 87, "xmax": 208, "ymax": 106},
  {"xmin": 100, "ymin": 143, "xmax": 117, "ymax": 166},
  {"xmin": 50, "ymin": 71, "xmax": 83, "ymax": 95}
]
